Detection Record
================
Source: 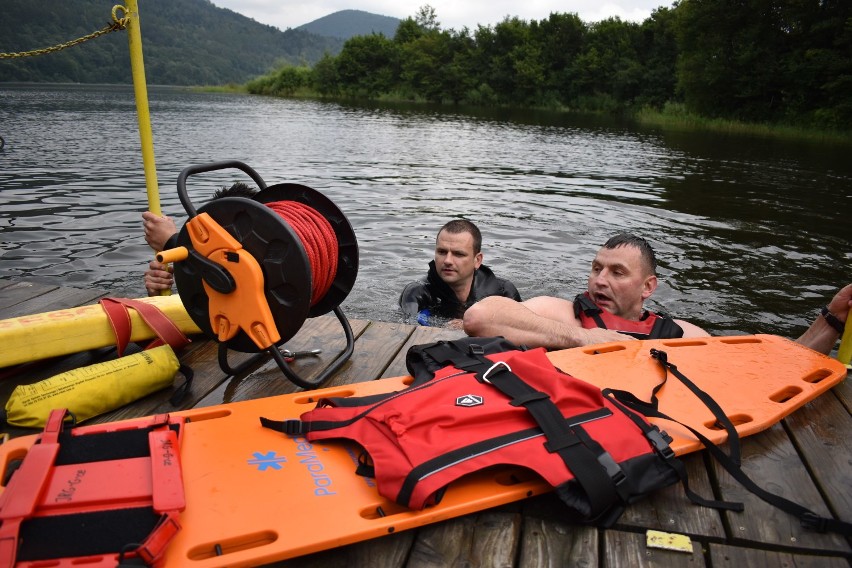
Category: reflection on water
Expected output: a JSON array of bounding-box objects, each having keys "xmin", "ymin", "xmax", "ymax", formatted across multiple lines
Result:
[{"xmin": 1, "ymin": 83, "xmax": 850, "ymax": 340}]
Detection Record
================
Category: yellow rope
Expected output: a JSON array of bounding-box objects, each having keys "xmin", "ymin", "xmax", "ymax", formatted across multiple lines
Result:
[{"xmin": 0, "ymin": 5, "xmax": 130, "ymax": 59}]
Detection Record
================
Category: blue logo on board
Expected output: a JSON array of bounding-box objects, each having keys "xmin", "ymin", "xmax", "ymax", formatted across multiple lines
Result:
[{"xmin": 248, "ymin": 451, "xmax": 288, "ymax": 471}]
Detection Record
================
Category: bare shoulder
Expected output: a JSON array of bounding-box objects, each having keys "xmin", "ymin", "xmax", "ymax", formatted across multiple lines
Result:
[{"xmin": 676, "ymin": 318, "xmax": 711, "ymax": 338}]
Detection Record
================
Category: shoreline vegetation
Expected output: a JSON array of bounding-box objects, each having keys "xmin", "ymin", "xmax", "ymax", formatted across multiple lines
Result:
[
  {"xmin": 195, "ymin": 2, "xmax": 851, "ymax": 146},
  {"xmin": 192, "ymin": 83, "xmax": 852, "ymax": 146}
]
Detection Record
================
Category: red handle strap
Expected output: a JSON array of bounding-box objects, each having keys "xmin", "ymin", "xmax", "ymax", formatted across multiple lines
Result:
[{"xmin": 100, "ymin": 297, "xmax": 191, "ymax": 356}]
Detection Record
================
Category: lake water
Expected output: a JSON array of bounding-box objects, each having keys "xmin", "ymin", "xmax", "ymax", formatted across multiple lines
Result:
[{"xmin": 1, "ymin": 83, "xmax": 850, "ymax": 340}]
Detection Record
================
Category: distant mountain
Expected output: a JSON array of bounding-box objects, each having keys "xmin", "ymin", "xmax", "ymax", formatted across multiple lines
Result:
[
  {"xmin": 298, "ymin": 10, "xmax": 401, "ymax": 40},
  {"xmin": 0, "ymin": 0, "xmax": 367, "ymax": 85}
]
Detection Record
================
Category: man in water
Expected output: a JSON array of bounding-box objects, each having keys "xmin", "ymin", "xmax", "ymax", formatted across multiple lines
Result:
[
  {"xmin": 142, "ymin": 182, "xmax": 257, "ymax": 296},
  {"xmin": 399, "ymin": 219, "xmax": 522, "ymax": 328},
  {"xmin": 463, "ymin": 232, "xmax": 850, "ymax": 356}
]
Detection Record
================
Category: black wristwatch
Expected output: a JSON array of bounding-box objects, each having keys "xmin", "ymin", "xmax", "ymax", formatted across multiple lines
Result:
[{"xmin": 820, "ymin": 306, "xmax": 845, "ymax": 334}]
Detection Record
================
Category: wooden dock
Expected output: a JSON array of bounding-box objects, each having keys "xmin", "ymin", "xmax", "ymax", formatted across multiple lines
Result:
[{"xmin": 1, "ymin": 278, "xmax": 850, "ymax": 567}]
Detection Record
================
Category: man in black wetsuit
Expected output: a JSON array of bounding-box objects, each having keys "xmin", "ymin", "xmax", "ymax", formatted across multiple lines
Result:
[{"xmin": 399, "ymin": 220, "xmax": 521, "ymax": 327}]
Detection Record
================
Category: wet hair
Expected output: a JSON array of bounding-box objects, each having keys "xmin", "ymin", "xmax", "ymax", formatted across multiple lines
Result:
[
  {"xmin": 213, "ymin": 181, "xmax": 258, "ymax": 199},
  {"xmin": 438, "ymin": 219, "xmax": 482, "ymax": 254},
  {"xmin": 603, "ymin": 233, "xmax": 658, "ymax": 276}
]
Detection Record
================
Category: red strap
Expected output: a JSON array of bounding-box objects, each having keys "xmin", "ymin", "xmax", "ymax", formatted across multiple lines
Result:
[
  {"xmin": 134, "ymin": 511, "xmax": 182, "ymax": 565},
  {"xmin": 100, "ymin": 297, "xmax": 191, "ymax": 356},
  {"xmin": 0, "ymin": 410, "xmax": 187, "ymax": 567},
  {"xmin": 0, "ymin": 409, "xmax": 66, "ymax": 566}
]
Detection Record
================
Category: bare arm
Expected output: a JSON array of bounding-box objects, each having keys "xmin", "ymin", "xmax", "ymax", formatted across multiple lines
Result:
[
  {"xmin": 795, "ymin": 283, "xmax": 851, "ymax": 355},
  {"xmin": 463, "ymin": 296, "xmax": 633, "ymax": 349},
  {"xmin": 675, "ymin": 319, "xmax": 711, "ymax": 338}
]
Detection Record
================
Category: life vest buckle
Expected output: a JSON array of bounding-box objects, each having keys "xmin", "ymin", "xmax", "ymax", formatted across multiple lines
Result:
[
  {"xmin": 479, "ymin": 361, "xmax": 512, "ymax": 384},
  {"xmin": 647, "ymin": 427, "xmax": 676, "ymax": 459}
]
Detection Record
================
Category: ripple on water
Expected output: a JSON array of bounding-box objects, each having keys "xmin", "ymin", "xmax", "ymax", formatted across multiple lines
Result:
[{"xmin": 1, "ymin": 84, "xmax": 850, "ymax": 340}]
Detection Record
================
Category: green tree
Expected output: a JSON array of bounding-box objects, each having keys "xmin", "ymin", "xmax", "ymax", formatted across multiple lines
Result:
[
  {"xmin": 636, "ymin": 7, "xmax": 678, "ymax": 108},
  {"xmin": 311, "ymin": 53, "xmax": 340, "ymax": 96},
  {"xmin": 675, "ymin": 0, "xmax": 788, "ymax": 121},
  {"xmin": 474, "ymin": 17, "xmax": 543, "ymax": 105},
  {"xmin": 394, "ymin": 17, "xmax": 424, "ymax": 44},
  {"xmin": 415, "ymin": 5, "xmax": 441, "ymax": 32},
  {"xmin": 571, "ymin": 17, "xmax": 642, "ymax": 106},
  {"xmin": 399, "ymin": 31, "xmax": 452, "ymax": 102},
  {"xmin": 530, "ymin": 12, "xmax": 587, "ymax": 105},
  {"xmin": 335, "ymin": 34, "xmax": 399, "ymax": 97},
  {"xmin": 398, "ymin": 27, "xmax": 476, "ymax": 103}
]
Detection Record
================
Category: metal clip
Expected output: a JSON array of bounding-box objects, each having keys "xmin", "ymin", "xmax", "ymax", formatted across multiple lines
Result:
[
  {"xmin": 481, "ymin": 361, "xmax": 511, "ymax": 384},
  {"xmin": 281, "ymin": 348, "xmax": 322, "ymax": 362}
]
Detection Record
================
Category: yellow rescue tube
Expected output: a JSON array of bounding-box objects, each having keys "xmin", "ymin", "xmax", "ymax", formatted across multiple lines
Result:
[
  {"xmin": 2, "ymin": 344, "xmax": 180, "ymax": 428},
  {"xmin": 0, "ymin": 294, "xmax": 200, "ymax": 368}
]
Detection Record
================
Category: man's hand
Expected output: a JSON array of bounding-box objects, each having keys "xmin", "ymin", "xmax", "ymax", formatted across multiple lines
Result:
[
  {"xmin": 145, "ymin": 260, "xmax": 174, "ymax": 296},
  {"xmin": 142, "ymin": 211, "xmax": 178, "ymax": 252},
  {"xmin": 826, "ymin": 283, "xmax": 852, "ymax": 324}
]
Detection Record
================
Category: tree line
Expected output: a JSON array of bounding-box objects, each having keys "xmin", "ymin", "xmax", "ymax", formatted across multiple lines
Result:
[{"xmin": 246, "ymin": 2, "xmax": 852, "ymax": 130}]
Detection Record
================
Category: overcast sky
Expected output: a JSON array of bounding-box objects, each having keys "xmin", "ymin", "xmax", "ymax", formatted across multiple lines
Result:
[{"xmin": 210, "ymin": 0, "xmax": 672, "ymax": 32}]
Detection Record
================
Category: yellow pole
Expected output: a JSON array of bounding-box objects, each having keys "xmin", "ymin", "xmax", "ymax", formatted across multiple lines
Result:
[
  {"xmin": 124, "ymin": 1, "xmax": 171, "ymax": 295},
  {"xmin": 838, "ymin": 316, "xmax": 852, "ymax": 366},
  {"xmin": 125, "ymin": 0, "xmax": 161, "ymax": 215}
]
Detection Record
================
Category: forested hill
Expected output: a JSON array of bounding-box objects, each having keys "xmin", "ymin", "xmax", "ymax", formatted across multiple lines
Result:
[
  {"xmin": 298, "ymin": 10, "xmax": 400, "ymax": 39},
  {"xmin": 0, "ymin": 0, "xmax": 380, "ymax": 85}
]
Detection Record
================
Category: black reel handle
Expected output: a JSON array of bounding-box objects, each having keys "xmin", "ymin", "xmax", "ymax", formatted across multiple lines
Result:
[{"xmin": 176, "ymin": 160, "xmax": 268, "ymax": 218}]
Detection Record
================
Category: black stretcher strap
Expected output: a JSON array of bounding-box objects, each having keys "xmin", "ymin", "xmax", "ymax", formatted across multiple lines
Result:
[
  {"xmin": 607, "ymin": 349, "xmax": 852, "ymax": 536},
  {"xmin": 17, "ymin": 508, "xmax": 163, "ymax": 561}
]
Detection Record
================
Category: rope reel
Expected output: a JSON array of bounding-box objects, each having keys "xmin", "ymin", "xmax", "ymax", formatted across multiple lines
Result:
[{"xmin": 161, "ymin": 161, "xmax": 358, "ymax": 389}]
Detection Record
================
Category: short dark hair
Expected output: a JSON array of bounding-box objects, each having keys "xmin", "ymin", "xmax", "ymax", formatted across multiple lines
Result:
[
  {"xmin": 213, "ymin": 181, "xmax": 258, "ymax": 199},
  {"xmin": 438, "ymin": 219, "xmax": 482, "ymax": 254},
  {"xmin": 603, "ymin": 233, "xmax": 657, "ymax": 276}
]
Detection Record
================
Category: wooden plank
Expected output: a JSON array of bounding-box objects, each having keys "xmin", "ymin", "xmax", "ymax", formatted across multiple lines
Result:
[
  {"xmin": 380, "ymin": 326, "xmax": 466, "ymax": 379},
  {"xmin": 833, "ymin": 378, "xmax": 851, "ymax": 413},
  {"xmin": 193, "ymin": 316, "xmax": 371, "ymax": 406},
  {"xmin": 325, "ymin": 320, "xmax": 415, "ymax": 385},
  {"xmin": 271, "ymin": 531, "xmax": 415, "ymax": 568},
  {"xmin": 0, "ymin": 286, "xmax": 108, "ymax": 319},
  {"xmin": 783, "ymin": 391, "xmax": 852, "ymax": 527},
  {"xmin": 468, "ymin": 511, "xmax": 522, "ymax": 567},
  {"xmin": 518, "ymin": 515, "xmax": 598, "ymax": 567},
  {"xmin": 617, "ymin": 452, "xmax": 725, "ymax": 538},
  {"xmin": 713, "ymin": 422, "xmax": 850, "ymax": 553},
  {"xmin": 405, "ymin": 510, "xmax": 521, "ymax": 568},
  {"xmin": 709, "ymin": 542, "xmax": 849, "ymax": 567},
  {"xmin": 0, "ymin": 280, "xmax": 58, "ymax": 311},
  {"xmin": 406, "ymin": 515, "xmax": 476, "ymax": 567}
]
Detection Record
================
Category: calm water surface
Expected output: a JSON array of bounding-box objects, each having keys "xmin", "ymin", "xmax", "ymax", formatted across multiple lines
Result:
[{"xmin": 1, "ymin": 83, "xmax": 850, "ymax": 341}]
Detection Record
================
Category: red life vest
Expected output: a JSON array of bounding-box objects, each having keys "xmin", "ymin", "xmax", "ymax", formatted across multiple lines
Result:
[
  {"xmin": 274, "ymin": 340, "xmax": 681, "ymax": 525},
  {"xmin": 573, "ymin": 293, "xmax": 684, "ymax": 339}
]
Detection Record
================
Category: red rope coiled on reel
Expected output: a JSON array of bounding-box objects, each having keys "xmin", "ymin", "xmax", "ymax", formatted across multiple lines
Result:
[{"xmin": 265, "ymin": 201, "xmax": 339, "ymax": 306}]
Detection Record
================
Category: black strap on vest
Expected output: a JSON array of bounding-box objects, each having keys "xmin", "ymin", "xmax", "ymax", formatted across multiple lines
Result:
[
  {"xmin": 608, "ymin": 349, "xmax": 852, "ymax": 537},
  {"xmin": 573, "ymin": 294, "xmax": 684, "ymax": 339}
]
